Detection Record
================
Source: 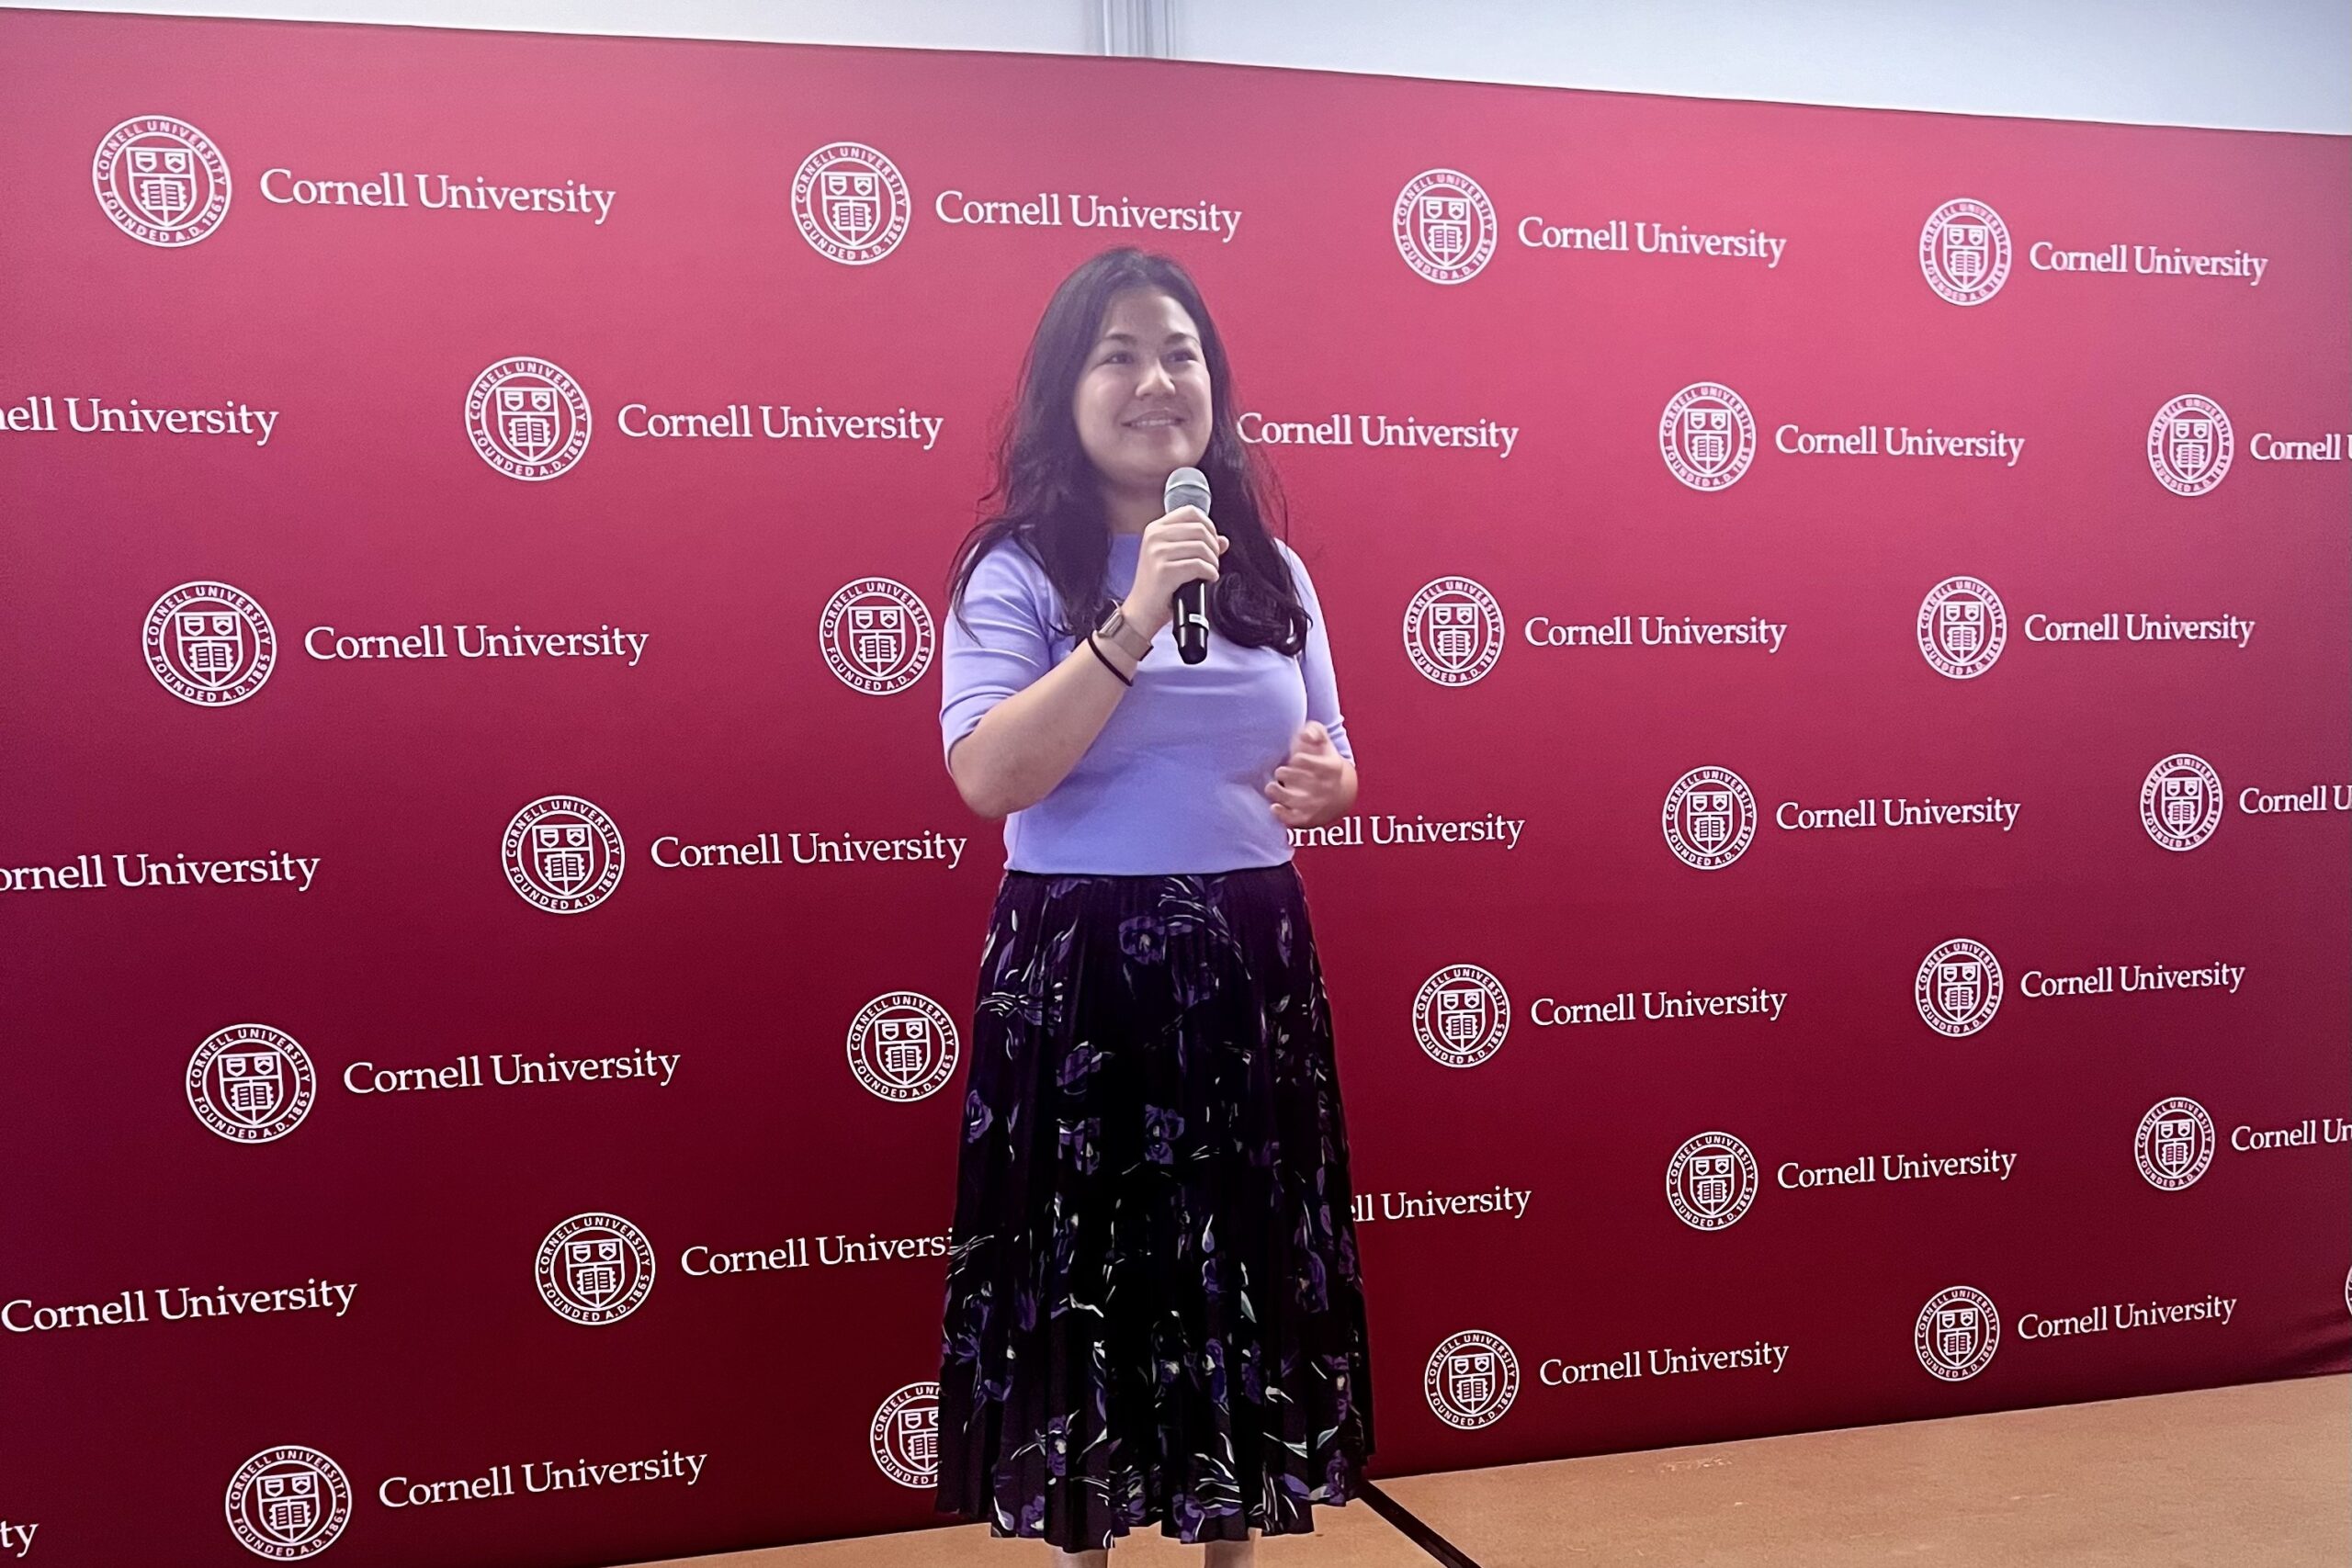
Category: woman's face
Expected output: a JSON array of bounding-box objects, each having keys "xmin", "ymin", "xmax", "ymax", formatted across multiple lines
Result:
[{"xmin": 1071, "ymin": 288, "xmax": 1212, "ymax": 497}]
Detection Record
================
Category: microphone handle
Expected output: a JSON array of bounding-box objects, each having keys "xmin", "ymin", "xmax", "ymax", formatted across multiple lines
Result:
[{"xmin": 1172, "ymin": 580, "xmax": 1210, "ymax": 665}]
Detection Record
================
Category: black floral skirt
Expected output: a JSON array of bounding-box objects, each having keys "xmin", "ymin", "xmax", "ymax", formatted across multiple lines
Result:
[{"xmin": 934, "ymin": 862, "xmax": 1375, "ymax": 1550}]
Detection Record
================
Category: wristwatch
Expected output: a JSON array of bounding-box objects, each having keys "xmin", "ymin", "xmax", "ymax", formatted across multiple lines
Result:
[{"xmin": 1094, "ymin": 602, "xmax": 1154, "ymax": 663}]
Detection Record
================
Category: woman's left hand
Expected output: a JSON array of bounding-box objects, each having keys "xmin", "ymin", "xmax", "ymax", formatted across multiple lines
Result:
[{"xmin": 1265, "ymin": 722, "xmax": 1352, "ymax": 828}]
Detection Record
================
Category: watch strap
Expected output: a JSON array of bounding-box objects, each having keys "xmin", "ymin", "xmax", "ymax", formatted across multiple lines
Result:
[{"xmin": 1097, "ymin": 604, "xmax": 1155, "ymax": 662}]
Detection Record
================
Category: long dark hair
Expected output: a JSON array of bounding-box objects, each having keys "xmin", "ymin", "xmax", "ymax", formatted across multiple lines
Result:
[{"xmin": 947, "ymin": 247, "xmax": 1307, "ymax": 654}]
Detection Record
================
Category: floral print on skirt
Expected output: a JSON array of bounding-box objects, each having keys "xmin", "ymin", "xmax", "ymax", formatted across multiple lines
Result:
[{"xmin": 934, "ymin": 862, "xmax": 1374, "ymax": 1550}]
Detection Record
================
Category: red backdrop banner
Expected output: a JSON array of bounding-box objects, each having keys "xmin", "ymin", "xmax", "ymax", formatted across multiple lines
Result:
[{"xmin": 3, "ymin": 11, "xmax": 2346, "ymax": 1566}]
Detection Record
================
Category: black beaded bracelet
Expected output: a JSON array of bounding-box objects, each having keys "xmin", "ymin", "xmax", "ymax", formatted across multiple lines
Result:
[{"xmin": 1085, "ymin": 633, "xmax": 1135, "ymax": 686}]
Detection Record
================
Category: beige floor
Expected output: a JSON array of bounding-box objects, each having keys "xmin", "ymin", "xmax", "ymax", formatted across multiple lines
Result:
[{"xmin": 636, "ymin": 1375, "xmax": 2348, "ymax": 1568}]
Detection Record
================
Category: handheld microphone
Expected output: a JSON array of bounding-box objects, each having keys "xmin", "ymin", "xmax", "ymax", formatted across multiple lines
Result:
[{"xmin": 1163, "ymin": 466, "xmax": 1216, "ymax": 665}]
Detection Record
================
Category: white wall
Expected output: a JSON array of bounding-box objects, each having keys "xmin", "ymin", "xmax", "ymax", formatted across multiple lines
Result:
[
  {"xmin": 1184, "ymin": 0, "xmax": 2352, "ymax": 134},
  {"xmin": 5, "ymin": 0, "xmax": 2346, "ymax": 132}
]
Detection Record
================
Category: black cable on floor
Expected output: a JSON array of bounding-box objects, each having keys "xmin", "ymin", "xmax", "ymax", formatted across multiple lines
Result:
[{"xmin": 1358, "ymin": 1479, "xmax": 1486, "ymax": 1568}]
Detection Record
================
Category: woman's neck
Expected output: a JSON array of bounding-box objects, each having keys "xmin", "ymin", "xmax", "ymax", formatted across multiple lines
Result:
[{"xmin": 1100, "ymin": 481, "xmax": 1161, "ymax": 537}]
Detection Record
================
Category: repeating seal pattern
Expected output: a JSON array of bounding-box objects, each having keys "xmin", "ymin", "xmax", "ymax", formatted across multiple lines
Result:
[
  {"xmin": 187, "ymin": 1025, "xmax": 316, "ymax": 1145},
  {"xmin": 1393, "ymin": 169, "xmax": 1498, "ymax": 284},
  {"xmin": 1917, "ymin": 576, "xmax": 2007, "ymax": 679},
  {"xmin": 2146, "ymin": 394, "xmax": 2233, "ymax": 496},
  {"xmin": 1917, "ymin": 938, "xmax": 2003, "ymax": 1036},
  {"xmin": 94, "ymin": 115, "xmax": 231, "ymax": 245},
  {"xmin": 2135, "ymin": 1096, "xmax": 2217, "ymax": 1190},
  {"xmin": 1915, "ymin": 1286, "xmax": 2000, "ymax": 1382},
  {"xmin": 793, "ymin": 141, "xmax": 911, "ymax": 265},
  {"xmin": 821, "ymin": 578, "xmax": 935, "ymax": 694},
  {"xmin": 1413, "ymin": 963, "xmax": 1511, "ymax": 1068},
  {"xmin": 868, "ymin": 1382, "xmax": 942, "ymax": 1487},
  {"xmin": 502, "ymin": 795, "xmax": 626, "ymax": 913},
  {"xmin": 144, "ymin": 581, "xmax": 277, "ymax": 705},
  {"xmin": 1659, "ymin": 382, "xmax": 1757, "ymax": 491},
  {"xmin": 467, "ymin": 356, "xmax": 592, "ymax": 480},
  {"xmin": 2140, "ymin": 753, "xmax": 2224, "ymax": 851},
  {"xmin": 1663, "ymin": 766, "xmax": 1758, "ymax": 870},
  {"xmin": 1402, "ymin": 576, "xmax": 1506, "ymax": 687},
  {"xmin": 1424, "ymin": 1329, "xmax": 1520, "ymax": 1428},
  {"xmin": 1667, "ymin": 1131, "xmax": 1759, "ymax": 1231},
  {"xmin": 535, "ymin": 1212, "xmax": 657, "ymax": 1325},
  {"xmin": 847, "ymin": 990, "xmax": 960, "ymax": 1101},
  {"xmin": 223, "ymin": 1445, "xmax": 351, "ymax": 1561},
  {"xmin": 1918, "ymin": 197, "xmax": 2012, "ymax": 306}
]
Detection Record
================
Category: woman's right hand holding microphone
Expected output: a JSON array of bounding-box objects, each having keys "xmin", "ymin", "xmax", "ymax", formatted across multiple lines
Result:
[{"xmin": 1120, "ymin": 505, "xmax": 1227, "ymax": 637}]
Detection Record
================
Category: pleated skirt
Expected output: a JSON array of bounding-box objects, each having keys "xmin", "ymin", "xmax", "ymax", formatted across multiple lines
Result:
[{"xmin": 933, "ymin": 862, "xmax": 1375, "ymax": 1550}]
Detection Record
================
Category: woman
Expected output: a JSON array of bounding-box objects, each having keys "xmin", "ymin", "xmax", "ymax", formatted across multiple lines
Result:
[{"xmin": 933, "ymin": 247, "xmax": 1374, "ymax": 1564}]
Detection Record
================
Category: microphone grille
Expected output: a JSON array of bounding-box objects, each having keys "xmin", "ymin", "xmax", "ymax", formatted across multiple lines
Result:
[{"xmin": 1163, "ymin": 466, "xmax": 1212, "ymax": 514}]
